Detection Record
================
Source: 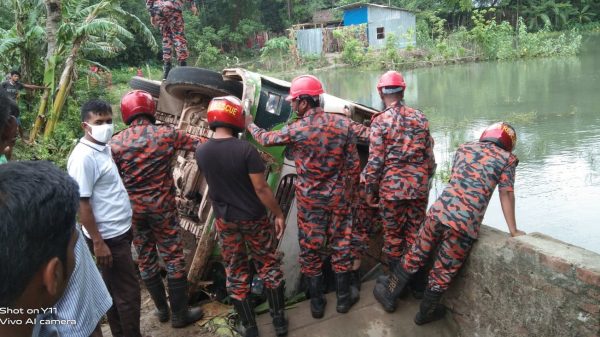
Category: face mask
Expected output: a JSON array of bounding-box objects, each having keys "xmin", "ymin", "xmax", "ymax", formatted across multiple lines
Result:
[{"xmin": 85, "ymin": 123, "xmax": 114, "ymax": 144}]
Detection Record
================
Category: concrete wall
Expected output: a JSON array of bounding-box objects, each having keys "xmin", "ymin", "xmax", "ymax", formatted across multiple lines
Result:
[{"xmin": 445, "ymin": 226, "xmax": 600, "ymax": 337}]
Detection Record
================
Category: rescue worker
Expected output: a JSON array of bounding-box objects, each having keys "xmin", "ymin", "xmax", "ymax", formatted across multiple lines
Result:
[
  {"xmin": 342, "ymin": 113, "xmax": 374, "ymax": 293},
  {"xmin": 348, "ymin": 150, "xmax": 378, "ymax": 293},
  {"xmin": 146, "ymin": 0, "xmax": 197, "ymax": 79},
  {"xmin": 245, "ymin": 75, "xmax": 368, "ymax": 318},
  {"xmin": 373, "ymin": 122, "xmax": 525, "ymax": 324},
  {"xmin": 195, "ymin": 96, "xmax": 287, "ymax": 337},
  {"xmin": 111, "ymin": 90, "xmax": 204, "ymax": 328},
  {"xmin": 363, "ymin": 71, "xmax": 435, "ymax": 304}
]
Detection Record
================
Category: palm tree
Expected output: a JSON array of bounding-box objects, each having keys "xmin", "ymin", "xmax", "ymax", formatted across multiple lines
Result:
[{"xmin": 35, "ymin": 0, "xmax": 157, "ymax": 139}]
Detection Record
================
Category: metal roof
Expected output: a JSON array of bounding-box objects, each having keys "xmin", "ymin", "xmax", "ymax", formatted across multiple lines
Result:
[{"xmin": 335, "ymin": 2, "xmax": 416, "ymax": 14}]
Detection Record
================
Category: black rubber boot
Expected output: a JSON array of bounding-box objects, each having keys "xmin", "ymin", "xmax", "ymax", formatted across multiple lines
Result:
[
  {"xmin": 373, "ymin": 264, "xmax": 410, "ymax": 313},
  {"xmin": 409, "ymin": 267, "xmax": 429, "ymax": 300},
  {"xmin": 162, "ymin": 62, "xmax": 172, "ymax": 80},
  {"xmin": 167, "ymin": 277, "xmax": 204, "ymax": 328},
  {"xmin": 308, "ymin": 274, "xmax": 326, "ymax": 319},
  {"xmin": 376, "ymin": 258, "xmax": 400, "ymax": 285},
  {"xmin": 265, "ymin": 284, "xmax": 288, "ymax": 336},
  {"xmin": 335, "ymin": 272, "xmax": 359, "ymax": 313},
  {"xmin": 143, "ymin": 274, "xmax": 170, "ymax": 322},
  {"xmin": 232, "ymin": 298, "xmax": 259, "ymax": 337},
  {"xmin": 350, "ymin": 270, "xmax": 362, "ymax": 291},
  {"xmin": 179, "ymin": 60, "xmax": 187, "ymax": 67},
  {"xmin": 414, "ymin": 289, "xmax": 446, "ymax": 325}
]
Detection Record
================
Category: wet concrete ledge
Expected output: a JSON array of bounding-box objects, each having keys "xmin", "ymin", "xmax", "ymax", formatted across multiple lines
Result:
[
  {"xmin": 257, "ymin": 225, "xmax": 600, "ymax": 337},
  {"xmin": 445, "ymin": 226, "xmax": 600, "ymax": 337}
]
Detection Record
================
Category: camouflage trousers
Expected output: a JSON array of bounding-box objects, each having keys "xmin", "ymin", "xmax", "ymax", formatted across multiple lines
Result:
[
  {"xmin": 380, "ymin": 198, "xmax": 428, "ymax": 260},
  {"xmin": 350, "ymin": 203, "xmax": 377, "ymax": 262},
  {"xmin": 156, "ymin": 8, "xmax": 189, "ymax": 63},
  {"xmin": 215, "ymin": 217, "xmax": 283, "ymax": 301},
  {"xmin": 297, "ymin": 196, "xmax": 353, "ymax": 277},
  {"xmin": 401, "ymin": 215, "xmax": 475, "ymax": 292},
  {"xmin": 132, "ymin": 210, "xmax": 186, "ymax": 280}
]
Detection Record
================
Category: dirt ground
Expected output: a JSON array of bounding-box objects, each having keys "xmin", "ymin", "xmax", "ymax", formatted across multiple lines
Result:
[{"xmin": 100, "ymin": 287, "xmax": 235, "ymax": 337}]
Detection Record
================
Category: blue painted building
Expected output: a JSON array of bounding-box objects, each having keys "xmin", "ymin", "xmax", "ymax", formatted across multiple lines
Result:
[{"xmin": 339, "ymin": 3, "xmax": 416, "ymax": 49}]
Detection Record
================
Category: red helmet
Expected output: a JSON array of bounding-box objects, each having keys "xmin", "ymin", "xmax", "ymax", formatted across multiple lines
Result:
[
  {"xmin": 377, "ymin": 71, "xmax": 406, "ymax": 95},
  {"xmin": 120, "ymin": 90, "xmax": 156, "ymax": 125},
  {"xmin": 480, "ymin": 122, "xmax": 517, "ymax": 152},
  {"xmin": 286, "ymin": 75, "xmax": 324, "ymax": 101},
  {"xmin": 207, "ymin": 96, "xmax": 244, "ymax": 133}
]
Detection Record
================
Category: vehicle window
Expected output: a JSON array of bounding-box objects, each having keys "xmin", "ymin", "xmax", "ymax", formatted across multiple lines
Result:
[
  {"xmin": 266, "ymin": 93, "xmax": 281, "ymax": 116},
  {"xmin": 255, "ymin": 90, "xmax": 292, "ymax": 130}
]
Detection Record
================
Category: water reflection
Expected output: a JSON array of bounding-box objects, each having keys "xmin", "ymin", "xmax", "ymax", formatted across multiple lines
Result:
[{"xmin": 318, "ymin": 34, "xmax": 600, "ymax": 253}]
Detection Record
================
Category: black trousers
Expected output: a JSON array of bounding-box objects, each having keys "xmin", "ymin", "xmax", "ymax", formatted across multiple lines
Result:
[{"xmin": 87, "ymin": 229, "xmax": 141, "ymax": 337}]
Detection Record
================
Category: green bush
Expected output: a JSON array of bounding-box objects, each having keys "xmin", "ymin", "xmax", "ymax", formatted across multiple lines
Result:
[
  {"xmin": 194, "ymin": 39, "xmax": 221, "ymax": 68},
  {"xmin": 378, "ymin": 33, "xmax": 403, "ymax": 68},
  {"xmin": 333, "ymin": 25, "xmax": 368, "ymax": 66},
  {"xmin": 260, "ymin": 36, "xmax": 293, "ymax": 71}
]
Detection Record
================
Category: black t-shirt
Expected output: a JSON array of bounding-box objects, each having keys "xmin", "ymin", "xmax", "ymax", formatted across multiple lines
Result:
[
  {"xmin": 1, "ymin": 81, "xmax": 23, "ymax": 105},
  {"xmin": 195, "ymin": 137, "xmax": 267, "ymax": 221}
]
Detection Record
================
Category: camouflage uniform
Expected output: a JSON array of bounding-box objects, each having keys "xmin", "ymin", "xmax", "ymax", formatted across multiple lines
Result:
[
  {"xmin": 215, "ymin": 218, "xmax": 283, "ymax": 300},
  {"xmin": 248, "ymin": 108, "xmax": 368, "ymax": 276},
  {"xmin": 146, "ymin": 0, "xmax": 191, "ymax": 63},
  {"xmin": 401, "ymin": 141, "xmax": 518, "ymax": 291},
  {"xmin": 361, "ymin": 103, "xmax": 435, "ymax": 260},
  {"xmin": 111, "ymin": 118, "xmax": 203, "ymax": 280},
  {"xmin": 345, "ymin": 125, "xmax": 375, "ymax": 263}
]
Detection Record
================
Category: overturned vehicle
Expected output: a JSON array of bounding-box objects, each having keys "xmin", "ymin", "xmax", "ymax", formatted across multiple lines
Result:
[{"xmin": 129, "ymin": 67, "xmax": 381, "ymax": 299}]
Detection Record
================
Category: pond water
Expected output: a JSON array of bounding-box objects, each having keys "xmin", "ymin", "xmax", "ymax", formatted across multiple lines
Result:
[{"xmin": 318, "ymin": 34, "xmax": 600, "ymax": 254}]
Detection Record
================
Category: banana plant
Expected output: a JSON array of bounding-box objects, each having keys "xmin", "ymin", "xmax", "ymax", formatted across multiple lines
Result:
[
  {"xmin": 33, "ymin": 0, "xmax": 157, "ymax": 139},
  {"xmin": 0, "ymin": 0, "xmax": 46, "ymax": 83}
]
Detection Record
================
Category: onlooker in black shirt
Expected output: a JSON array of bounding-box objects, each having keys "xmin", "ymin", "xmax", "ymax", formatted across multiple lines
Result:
[
  {"xmin": 1, "ymin": 70, "xmax": 45, "ymax": 146},
  {"xmin": 197, "ymin": 137, "xmax": 269, "ymax": 220},
  {"xmin": 195, "ymin": 96, "xmax": 288, "ymax": 337},
  {"xmin": 1, "ymin": 72, "xmax": 24, "ymax": 102}
]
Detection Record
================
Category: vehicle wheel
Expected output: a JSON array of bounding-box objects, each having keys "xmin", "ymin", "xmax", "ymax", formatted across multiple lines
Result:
[
  {"xmin": 129, "ymin": 76, "xmax": 161, "ymax": 98},
  {"xmin": 164, "ymin": 66, "xmax": 243, "ymax": 100}
]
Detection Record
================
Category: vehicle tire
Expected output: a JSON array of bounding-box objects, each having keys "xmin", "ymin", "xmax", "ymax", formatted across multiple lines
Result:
[
  {"xmin": 164, "ymin": 67, "xmax": 243, "ymax": 100},
  {"xmin": 129, "ymin": 76, "xmax": 161, "ymax": 98}
]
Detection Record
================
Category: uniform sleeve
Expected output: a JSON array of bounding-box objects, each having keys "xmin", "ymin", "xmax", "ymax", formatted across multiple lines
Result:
[
  {"xmin": 174, "ymin": 129, "xmax": 204, "ymax": 152},
  {"xmin": 248, "ymin": 120, "xmax": 307, "ymax": 147},
  {"xmin": 350, "ymin": 120, "xmax": 370, "ymax": 143},
  {"xmin": 246, "ymin": 144, "xmax": 266, "ymax": 174},
  {"xmin": 67, "ymin": 154, "xmax": 97, "ymax": 198},
  {"xmin": 498, "ymin": 156, "xmax": 518, "ymax": 192},
  {"xmin": 361, "ymin": 115, "xmax": 386, "ymax": 194}
]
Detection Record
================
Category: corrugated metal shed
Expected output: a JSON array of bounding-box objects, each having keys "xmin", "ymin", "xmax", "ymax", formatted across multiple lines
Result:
[
  {"xmin": 294, "ymin": 2, "xmax": 416, "ymax": 55},
  {"xmin": 296, "ymin": 28, "xmax": 323, "ymax": 56},
  {"xmin": 340, "ymin": 2, "xmax": 416, "ymax": 50}
]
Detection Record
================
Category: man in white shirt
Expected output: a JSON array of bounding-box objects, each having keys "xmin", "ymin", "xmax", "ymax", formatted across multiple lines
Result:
[{"xmin": 67, "ymin": 99, "xmax": 142, "ymax": 337}]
